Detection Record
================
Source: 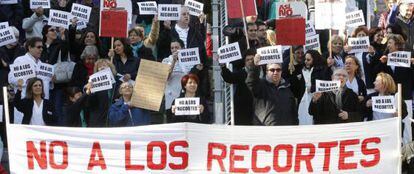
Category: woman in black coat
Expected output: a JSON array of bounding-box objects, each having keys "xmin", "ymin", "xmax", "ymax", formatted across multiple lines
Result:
[
  {"xmin": 62, "ymin": 87, "xmax": 88, "ymax": 127},
  {"xmin": 344, "ymin": 55, "xmax": 367, "ymax": 102}
]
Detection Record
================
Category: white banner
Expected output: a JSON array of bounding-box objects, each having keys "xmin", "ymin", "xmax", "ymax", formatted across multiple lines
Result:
[
  {"xmin": 348, "ymin": 37, "xmax": 370, "ymax": 53},
  {"xmin": 372, "ymin": 96, "xmax": 396, "ymax": 113},
  {"xmin": 89, "ymin": 69, "xmax": 113, "ymax": 93},
  {"xmin": 7, "ymin": 118, "xmax": 400, "ymax": 173},
  {"xmin": 0, "ymin": 27, "xmax": 17, "ymax": 47},
  {"xmin": 0, "ymin": 0, "xmax": 17, "ymax": 4},
  {"xmin": 71, "ymin": 3, "xmax": 92, "ymax": 22},
  {"xmin": 10, "ymin": 62, "xmax": 36, "ymax": 81},
  {"xmin": 178, "ymin": 47, "xmax": 200, "ymax": 68},
  {"xmin": 304, "ymin": 34, "xmax": 320, "ymax": 53},
  {"xmin": 388, "ymin": 51, "xmax": 412, "ymax": 68},
  {"xmin": 316, "ymin": 80, "xmax": 340, "ymax": 92},
  {"xmin": 30, "ymin": 0, "xmax": 50, "ymax": 9},
  {"xmin": 218, "ymin": 42, "xmax": 242, "ymax": 64},
  {"xmin": 48, "ymin": 10, "xmax": 71, "ymax": 29},
  {"xmin": 36, "ymin": 62, "xmax": 54, "ymax": 82},
  {"xmin": 137, "ymin": 1, "xmax": 157, "ymax": 15},
  {"xmin": 315, "ymin": 0, "xmax": 346, "ymax": 29},
  {"xmin": 276, "ymin": 1, "xmax": 307, "ymax": 19},
  {"xmin": 175, "ymin": 97, "xmax": 200, "ymax": 115},
  {"xmin": 346, "ymin": 10, "xmax": 365, "ymax": 28},
  {"xmin": 158, "ymin": 4, "xmax": 181, "ymax": 21},
  {"xmin": 257, "ymin": 45, "xmax": 283, "ymax": 65},
  {"xmin": 305, "ymin": 21, "xmax": 316, "ymax": 37},
  {"xmin": 185, "ymin": 0, "xmax": 204, "ymax": 16}
]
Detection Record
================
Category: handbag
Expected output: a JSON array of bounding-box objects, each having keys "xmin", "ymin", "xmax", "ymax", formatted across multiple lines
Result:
[{"xmin": 54, "ymin": 51, "xmax": 76, "ymax": 83}]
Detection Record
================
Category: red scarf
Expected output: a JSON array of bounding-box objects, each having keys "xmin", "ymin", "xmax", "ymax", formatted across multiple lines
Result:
[{"xmin": 84, "ymin": 63, "xmax": 94, "ymax": 76}]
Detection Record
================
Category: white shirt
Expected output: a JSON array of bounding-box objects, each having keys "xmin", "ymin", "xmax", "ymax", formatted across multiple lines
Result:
[
  {"xmin": 175, "ymin": 25, "xmax": 189, "ymax": 48},
  {"xmin": 30, "ymin": 100, "xmax": 45, "ymax": 126},
  {"xmin": 346, "ymin": 78, "xmax": 359, "ymax": 95}
]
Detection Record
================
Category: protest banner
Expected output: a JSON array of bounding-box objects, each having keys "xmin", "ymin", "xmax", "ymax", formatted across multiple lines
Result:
[
  {"xmin": 387, "ymin": 51, "xmax": 412, "ymax": 68},
  {"xmin": 36, "ymin": 63, "xmax": 54, "ymax": 82},
  {"xmin": 0, "ymin": 27, "xmax": 17, "ymax": 47},
  {"xmin": 0, "ymin": 22, "xmax": 8, "ymax": 30},
  {"xmin": 304, "ymin": 34, "xmax": 320, "ymax": 53},
  {"xmin": 315, "ymin": 0, "xmax": 346, "ymax": 29},
  {"xmin": 305, "ymin": 20, "xmax": 316, "ymax": 37},
  {"xmin": 10, "ymin": 62, "xmax": 36, "ymax": 81},
  {"xmin": 257, "ymin": 46, "xmax": 283, "ymax": 65},
  {"xmin": 48, "ymin": 10, "xmax": 71, "ymax": 29},
  {"xmin": 348, "ymin": 36, "xmax": 370, "ymax": 53},
  {"xmin": 100, "ymin": 0, "xmax": 132, "ymax": 24},
  {"xmin": 185, "ymin": 0, "xmax": 204, "ymax": 16},
  {"xmin": 6, "ymin": 118, "xmax": 400, "ymax": 173},
  {"xmin": 178, "ymin": 47, "xmax": 200, "ymax": 68},
  {"xmin": 71, "ymin": 3, "xmax": 92, "ymax": 22},
  {"xmin": 30, "ymin": 0, "xmax": 50, "ymax": 9},
  {"xmin": 316, "ymin": 80, "xmax": 340, "ymax": 92},
  {"xmin": 175, "ymin": 97, "xmax": 200, "ymax": 115},
  {"xmin": 218, "ymin": 42, "xmax": 242, "ymax": 64},
  {"xmin": 226, "ymin": 0, "xmax": 257, "ymax": 19},
  {"xmin": 158, "ymin": 4, "xmax": 181, "ymax": 21},
  {"xmin": 276, "ymin": 1, "xmax": 307, "ymax": 19},
  {"xmin": 276, "ymin": 17, "xmax": 305, "ymax": 45},
  {"xmin": 131, "ymin": 60, "xmax": 169, "ymax": 111},
  {"xmin": 137, "ymin": 1, "xmax": 157, "ymax": 15},
  {"xmin": 346, "ymin": 10, "xmax": 365, "ymax": 28},
  {"xmin": 89, "ymin": 69, "xmax": 113, "ymax": 93},
  {"xmin": 99, "ymin": 10, "xmax": 128, "ymax": 38},
  {"xmin": 0, "ymin": 0, "xmax": 17, "ymax": 4},
  {"xmin": 372, "ymin": 96, "xmax": 396, "ymax": 113}
]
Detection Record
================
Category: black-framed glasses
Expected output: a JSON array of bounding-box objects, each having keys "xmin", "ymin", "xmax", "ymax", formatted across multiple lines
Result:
[{"xmin": 268, "ymin": 68, "xmax": 282, "ymax": 73}]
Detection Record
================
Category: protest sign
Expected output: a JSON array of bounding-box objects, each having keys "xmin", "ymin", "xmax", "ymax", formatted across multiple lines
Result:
[
  {"xmin": 48, "ymin": 10, "xmax": 71, "ymax": 29},
  {"xmin": 71, "ymin": 3, "xmax": 92, "ymax": 22},
  {"xmin": 304, "ymin": 34, "xmax": 320, "ymax": 53},
  {"xmin": 100, "ymin": 0, "xmax": 132, "ymax": 24},
  {"xmin": 305, "ymin": 20, "xmax": 316, "ymax": 37},
  {"xmin": 36, "ymin": 63, "xmax": 54, "ymax": 82},
  {"xmin": 76, "ymin": 20, "xmax": 87, "ymax": 30},
  {"xmin": 30, "ymin": 0, "xmax": 50, "ymax": 9},
  {"xmin": 347, "ymin": 36, "xmax": 370, "ymax": 53},
  {"xmin": 175, "ymin": 97, "xmax": 200, "ymax": 115},
  {"xmin": 0, "ymin": 0, "xmax": 17, "ymax": 4},
  {"xmin": 131, "ymin": 60, "xmax": 169, "ymax": 111},
  {"xmin": 257, "ymin": 46, "xmax": 283, "ymax": 65},
  {"xmin": 185, "ymin": 0, "xmax": 204, "ymax": 16},
  {"xmin": 276, "ymin": 17, "xmax": 305, "ymax": 45},
  {"xmin": 137, "ymin": 1, "xmax": 157, "ymax": 15},
  {"xmin": 89, "ymin": 69, "xmax": 113, "ymax": 93},
  {"xmin": 178, "ymin": 47, "xmax": 200, "ymax": 68},
  {"xmin": 226, "ymin": 0, "xmax": 257, "ymax": 19},
  {"xmin": 7, "ymin": 118, "xmax": 400, "ymax": 173},
  {"xmin": 158, "ymin": 4, "xmax": 181, "ymax": 21},
  {"xmin": 0, "ymin": 27, "xmax": 17, "ymax": 47},
  {"xmin": 346, "ymin": 10, "xmax": 365, "ymax": 28},
  {"xmin": 316, "ymin": 80, "xmax": 340, "ymax": 92},
  {"xmin": 0, "ymin": 22, "xmax": 8, "ymax": 30},
  {"xmin": 372, "ymin": 96, "xmax": 396, "ymax": 113},
  {"xmin": 387, "ymin": 51, "xmax": 412, "ymax": 68},
  {"xmin": 315, "ymin": 0, "xmax": 346, "ymax": 29},
  {"xmin": 276, "ymin": 1, "xmax": 308, "ymax": 19},
  {"xmin": 99, "ymin": 10, "xmax": 128, "ymax": 38},
  {"xmin": 10, "ymin": 62, "xmax": 36, "ymax": 81},
  {"xmin": 218, "ymin": 42, "xmax": 242, "ymax": 64}
]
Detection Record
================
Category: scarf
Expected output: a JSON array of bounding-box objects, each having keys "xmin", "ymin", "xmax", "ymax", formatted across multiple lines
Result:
[
  {"xmin": 131, "ymin": 42, "xmax": 143, "ymax": 58},
  {"xmin": 84, "ymin": 63, "xmax": 94, "ymax": 76}
]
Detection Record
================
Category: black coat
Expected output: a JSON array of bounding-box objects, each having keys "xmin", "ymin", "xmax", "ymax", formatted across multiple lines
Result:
[
  {"xmin": 13, "ymin": 90, "xmax": 56, "ymax": 125},
  {"xmin": 310, "ymin": 66, "xmax": 333, "ymax": 93},
  {"xmin": 62, "ymin": 94, "xmax": 88, "ymax": 127},
  {"xmin": 113, "ymin": 56, "xmax": 140, "ymax": 80},
  {"xmin": 70, "ymin": 62, "xmax": 89, "ymax": 89},
  {"xmin": 85, "ymin": 89, "xmax": 112, "ymax": 127},
  {"xmin": 0, "ymin": 45, "xmax": 25, "ymax": 87},
  {"xmin": 40, "ymin": 38, "xmax": 69, "ymax": 64},
  {"xmin": 363, "ymin": 92, "xmax": 408, "ymax": 121},
  {"xmin": 361, "ymin": 52, "xmax": 381, "ymax": 89},
  {"xmin": 167, "ymin": 92, "xmax": 210, "ymax": 124}
]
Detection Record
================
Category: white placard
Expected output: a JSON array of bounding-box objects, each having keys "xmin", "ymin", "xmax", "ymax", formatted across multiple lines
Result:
[
  {"xmin": 217, "ymin": 42, "xmax": 242, "ymax": 64},
  {"xmin": 276, "ymin": 1, "xmax": 308, "ymax": 19},
  {"xmin": 76, "ymin": 20, "xmax": 87, "ymax": 30},
  {"xmin": 174, "ymin": 97, "xmax": 200, "ymax": 115},
  {"xmin": 0, "ymin": 27, "xmax": 17, "ymax": 47},
  {"xmin": 316, "ymin": 80, "xmax": 341, "ymax": 92},
  {"xmin": 0, "ymin": 105, "xmax": 3, "ymax": 123},
  {"xmin": 0, "ymin": 0, "xmax": 17, "ymax": 4},
  {"xmin": 257, "ymin": 45, "xmax": 283, "ymax": 65},
  {"xmin": 387, "ymin": 51, "xmax": 412, "ymax": 68},
  {"xmin": 137, "ymin": 1, "xmax": 157, "ymax": 15},
  {"xmin": 185, "ymin": 0, "xmax": 204, "ymax": 16},
  {"xmin": 315, "ymin": 0, "xmax": 346, "ymax": 29},
  {"xmin": 0, "ymin": 22, "xmax": 9, "ymax": 30},
  {"xmin": 36, "ymin": 62, "xmax": 54, "ymax": 82},
  {"xmin": 347, "ymin": 36, "xmax": 370, "ymax": 53},
  {"xmin": 346, "ymin": 10, "xmax": 365, "ymax": 28},
  {"xmin": 9, "ymin": 62, "xmax": 36, "ymax": 81},
  {"xmin": 158, "ymin": 4, "xmax": 181, "ymax": 21},
  {"xmin": 178, "ymin": 47, "xmax": 200, "ymax": 67},
  {"xmin": 48, "ymin": 9, "xmax": 71, "ymax": 29},
  {"xmin": 372, "ymin": 96, "xmax": 396, "ymax": 113},
  {"xmin": 89, "ymin": 69, "xmax": 113, "ymax": 93},
  {"xmin": 304, "ymin": 34, "xmax": 320, "ymax": 53},
  {"xmin": 305, "ymin": 21, "xmax": 316, "ymax": 37},
  {"xmin": 71, "ymin": 3, "xmax": 92, "ymax": 22},
  {"xmin": 30, "ymin": 0, "xmax": 50, "ymax": 9}
]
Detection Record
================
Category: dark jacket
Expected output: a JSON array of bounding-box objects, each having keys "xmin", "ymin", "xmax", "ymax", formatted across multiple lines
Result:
[
  {"xmin": 350, "ymin": 76, "xmax": 367, "ymax": 98},
  {"xmin": 40, "ymin": 38, "xmax": 70, "ymax": 64},
  {"xmin": 374, "ymin": 61, "xmax": 414, "ymax": 100},
  {"xmin": 85, "ymin": 89, "xmax": 112, "ymax": 127},
  {"xmin": 113, "ymin": 56, "xmax": 140, "ymax": 80},
  {"xmin": 361, "ymin": 52, "xmax": 381, "ymax": 89},
  {"xmin": 0, "ymin": 45, "xmax": 25, "ymax": 87},
  {"xmin": 108, "ymin": 98, "xmax": 151, "ymax": 126},
  {"xmin": 310, "ymin": 66, "xmax": 333, "ymax": 93},
  {"xmin": 309, "ymin": 88, "xmax": 362, "ymax": 124},
  {"xmin": 246, "ymin": 66, "xmax": 298, "ymax": 126},
  {"xmin": 70, "ymin": 62, "xmax": 89, "ymax": 89},
  {"xmin": 167, "ymin": 92, "xmax": 210, "ymax": 124},
  {"xmin": 282, "ymin": 63, "xmax": 305, "ymax": 101},
  {"xmin": 13, "ymin": 90, "xmax": 56, "ymax": 125},
  {"xmin": 363, "ymin": 92, "xmax": 408, "ymax": 121},
  {"xmin": 62, "ymin": 94, "xmax": 88, "ymax": 127}
]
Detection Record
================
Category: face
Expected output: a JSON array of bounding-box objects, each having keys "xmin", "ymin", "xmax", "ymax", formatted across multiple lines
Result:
[
  {"xmin": 304, "ymin": 53, "xmax": 313, "ymax": 68},
  {"xmin": 97, "ymin": 62, "xmax": 109, "ymax": 71},
  {"xmin": 114, "ymin": 40, "xmax": 125, "ymax": 55},
  {"xmin": 170, "ymin": 42, "xmax": 182, "ymax": 54},
  {"xmin": 129, "ymin": 31, "xmax": 142, "ymax": 44},
  {"xmin": 374, "ymin": 76, "xmax": 385, "ymax": 92},
  {"xmin": 69, "ymin": 92, "xmax": 82, "ymax": 102},
  {"xmin": 58, "ymin": 0, "xmax": 68, "ymax": 7},
  {"xmin": 356, "ymin": 31, "xmax": 367, "ymax": 38},
  {"xmin": 84, "ymin": 55, "xmax": 97, "ymax": 64},
  {"xmin": 374, "ymin": 31, "xmax": 384, "ymax": 44},
  {"xmin": 266, "ymin": 64, "xmax": 282, "ymax": 84},
  {"xmin": 29, "ymin": 41, "xmax": 43, "ymax": 59},
  {"xmin": 84, "ymin": 32, "xmax": 96, "ymax": 45},
  {"xmin": 386, "ymin": 28, "xmax": 393, "ymax": 37},
  {"xmin": 257, "ymin": 25, "xmax": 267, "ymax": 39},
  {"xmin": 294, "ymin": 48, "xmax": 304, "ymax": 62},
  {"xmin": 400, "ymin": 4, "xmax": 414, "ymax": 19},
  {"xmin": 345, "ymin": 58, "xmax": 358, "ymax": 74},
  {"xmin": 331, "ymin": 39, "xmax": 343, "ymax": 54},
  {"xmin": 332, "ymin": 70, "xmax": 348, "ymax": 87},
  {"xmin": 247, "ymin": 25, "xmax": 258, "ymax": 40},
  {"xmin": 32, "ymin": 80, "xmax": 43, "ymax": 96},
  {"xmin": 179, "ymin": 8, "xmax": 190, "ymax": 25},
  {"xmin": 245, "ymin": 55, "xmax": 254, "ymax": 67},
  {"xmin": 387, "ymin": 0, "xmax": 396, "ymax": 9},
  {"xmin": 120, "ymin": 83, "xmax": 133, "ymax": 96},
  {"xmin": 46, "ymin": 27, "xmax": 57, "ymax": 40},
  {"xmin": 185, "ymin": 78, "xmax": 198, "ymax": 94},
  {"xmin": 387, "ymin": 39, "xmax": 397, "ymax": 52}
]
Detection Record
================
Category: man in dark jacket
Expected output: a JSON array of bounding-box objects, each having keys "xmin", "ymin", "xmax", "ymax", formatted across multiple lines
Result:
[{"xmin": 389, "ymin": 3, "xmax": 414, "ymax": 54}]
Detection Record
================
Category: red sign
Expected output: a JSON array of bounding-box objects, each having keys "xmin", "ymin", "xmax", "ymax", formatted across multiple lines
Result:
[
  {"xmin": 276, "ymin": 17, "xmax": 305, "ymax": 45},
  {"xmin": 99, "ymin": 10, "xmax": 128, "ymax": 38},
  {"xmin": 226, "ymin": 0, "xmax": 257, "ymax": 19}
]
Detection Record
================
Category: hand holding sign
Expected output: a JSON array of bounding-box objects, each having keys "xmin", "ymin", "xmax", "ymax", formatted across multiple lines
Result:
[
  {"xmin": 338, "ymin": 110, "xmax": 349, "ymax": 120},
  {"xmin": 312, "ymin": 92, "xmax": 322, "ymax": 103},
  {"xmin": 17, "ymin": 79, "xmax": 24, "ymax": 91}
]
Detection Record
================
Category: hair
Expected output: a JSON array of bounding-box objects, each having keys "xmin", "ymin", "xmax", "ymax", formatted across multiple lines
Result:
[
  {"xmin": 171, "ymin": 38, "xmax": 185, "ymax": 48},
  {"xmin": 128, "ymin": 28, "xmax": 144, "ymax": 40},
  {"xmin": 332, "ymin": 68, "xmax": 349, "ymax": 79},
  {"xmin": 386, "ymin": 24, "xmax": 406, "ymax": 40},
  {"xmin": 81, "ymin": 45, "xmax": 99, "ymax": 60},
  {"xmin": 256, "ymin": 20, "xmax": 266, "ymax": 27},
  {"xmin": 385, "ymin": 0, "xmax": 397, "ymax": 9},
  {"xmin": 266, "ymin": 29, "xmax": 276, "ymax": 46},
  {"xmin": 114, "ymin": 38, "xmax": 133, "ymax": 58},
  {"xmin": 25, "ymin": 77, "xmax": 44, "ymax": 99},
  {"xmin": 41, "ymin": 25, "xmax": 53, "ymax": 42},
  {"xmin": 376, "ymin": 72, "xmax": 396, "ymax": 93},
  {"xmin": 80, "ymin": 31, "xmax": 102, "ymax": 47},
  {"xmin": 327, "ymin": 35, "xmax": 344, "ymax": 52},
  {"xmin": 265, "ymin": 63, "xmax": 282, "ymax": 70},
  {"xmin": 351, "ymin": 26, "xmax": 369, "ymax": 37},
  {"xmin": 387, "ymin": 34, "xmax": 406, "ymax": 51},
  {"xmin": 25, "ymin": 37, "xmax": 43, "ymax": 50},
  {"xmin": 65, "ymin": 87, "xmax": 82, "ymax": 103},
  {"xmin": 94, "ymin": 59, "xmax": 117, "ymax": 75},
  {"xmin": 345, "ymin": 55, "xmax": 362, "ymax": 78},
  {"xmin": 244, "ymin": 48, "xmax": 256, "ymax": 58},
  {"xmin": 246, "ymin": 22, "xmax": 257, "ymax": 29},
  {"xmin": 305, "ymin": 50, "xmax": 326, "ymax": 68},
  {"xmin": 181, "ymin": 73, "xmax": 199, "ymax": 89},
  {"xmin": 369, "ymin": 27, "xmax": 383, "ymax": 43},
  {"xmin": 119, "ymin": 81, "xmax": 134, "ymax": 95}
]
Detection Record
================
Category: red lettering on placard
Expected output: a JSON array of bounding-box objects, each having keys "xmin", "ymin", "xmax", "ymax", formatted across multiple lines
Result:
[
  {"xmin": 169, "ymin": 141, "xmax": 189, "ymax": 170},
  {"xmin": 27, "ymin": 141, "xmax": 47, "ymax": 169},
  {"xmin": 252, "ymin": 145, "xmax": 271, "ymax": 173},
  {"xmin": 48, "ymin": 141, "xmax": 68, "ymax": 169},
  {"xmin": 339, "ymin": 139, "xmax": 359, "ymax": 170},
  {"xmin": 360, "ymin": 137, "xmax": 381, "ymax": 167},
  {"xmin": 229, "ymin": 145, "xmax": 249, "ymax": 173},
  {"xmin": 103, "ymin": 0, "xmax": 117, "ymax": 8},
  {"xmin": 125, "ymin": 141, "xmax": 145, "ymax": 170},
  {"xmin": 207, "ymin": 142, "xmax": 227, "ymax": 171},
  {"xmin": 273, "ymin": 144, "xmax": 293, "ymax": 172},
  {"xmin": 147, "ymin": 141, "xmax": 167, "ymax": 170},
  {"xmin": 294, "ymin": 143, "xmax": 315, "ymax": 172},
  {"xmin": 318, "ymin": 141, "xmax": 338, "ymax": 171},
  {"xmin": 88, "ymin": 141, "xmax": 107, "ymax": 170}
]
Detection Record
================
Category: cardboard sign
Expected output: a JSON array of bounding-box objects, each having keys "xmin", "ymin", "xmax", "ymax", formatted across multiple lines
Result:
[
  {"xmin": 89, "ymin": 69, "xmax": 113, "ymax": 93},
  {"xmin": 30, "ymin": 0, "xmax": 50, "ymax": 9},
  {"xmin": 348, "ymin": 37, "xmax": 370, "ymax": 53},
  {"xmin": 48, "ymin": 9, "xmax": 71, "ymax": 29},
  {"xmin": 226, "ymin": 0, "xmax": 257, "ymax": 19},
  {"xmin": 185, "ymin": 0, "xmax": 204, "ymax": 16},
  {"xmin": 71, "ymin": 3, "xmax": 92, "ymax": 22},
  {"xmin": 10, "ymin": 62, "xmax": 36, "ymax": 80},
  {"xmin": 137, "ymin": 1, "xmax": 157, "ymax": 15},
  {"xmin": 218, "ymin": 42, "xmax": 242, "ymax": 64},
  {"xmin": 100, "ymin": 0, "xmax": 132, "ymax": 24},
  {"xmin": 346, "ymin": 10, "xmax": 365, "ymax": 28},
  {"xmin": 178, "ymin": 47, "xmax": 200, "ymax": 68},
  {"xmin": 0, "ymin": 0, "xmax": 17, "ymax": 4},
  {"xmin": 36, "ymin": 62, "xmax": 54, "ymax": 81},
  {"xmin": 0, "ymin": 27, "xmax": 17, "ymax": 47},
  {"xmin": 387, "ymin": 51, "xmax": 412, "ymax": 68},
  {"xmin": 276, "ymin": 17, "xmax": 305, "ymax": 45},
  {"xmin": 316, "ymin": 80, "xmax": 340, "ymax": 92},
  {"xmin": 305, "ymin": 20, "xmax": 316, "ymax": 37},
  {"xmin": 372, "ymin": 96, "xmax": 396, "ymax": 113},
  {"xmin": 99, "ymin": 10, "xmax": 128, "ymax": 38},
  {"xmin": 276, "ymin": 1, "xmax": 308, "ymax": 19},
  {"xmin": 304, "ymin": 34, "xmax": 320, "ymax": 53},
  {"xmin": 257, "ymin": 46, "xmax": 283, "ymax": 65},
  {"xmin": 174, "ymin": 97, "xmax": 200, "ymax": 115},
  {"xmin": 158, "ymin": 4, "xmax": 181, "ymax": 21},
  {"xmin": 315, "ymin": 0, "xmax": 346, "ymax": 29}
]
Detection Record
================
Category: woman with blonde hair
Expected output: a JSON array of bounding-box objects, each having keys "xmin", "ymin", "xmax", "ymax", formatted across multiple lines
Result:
[
  {"xmin": 326, "ymin": 35, "xmax": 347, "ymax": 69},
  {"xmin": 266, "ymin": 29, "xmax": 276, "ymax": 46}
]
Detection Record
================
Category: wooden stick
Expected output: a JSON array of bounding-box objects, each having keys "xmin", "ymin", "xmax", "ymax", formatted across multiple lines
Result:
[
  {"xmin": 2, "ymin": 87, "xmax": 10, "ymax": 126},
  {"xmin": 239, "ymin": 0, "xmax": 250, "ymax": 49},
  {"xmin": 398, "ymin": 84, "xmax": 402, "ymax": 118},
  {"xmin": 329, "ymin": 29, "xmax": 332, "ymax": 58},
  {"xmin": 110, "ymin": 37, "xmax": 115, "ymax": 63},
  {"xmin": 397, "ymin": 83, "xmax": 402, "ymax": 174}
]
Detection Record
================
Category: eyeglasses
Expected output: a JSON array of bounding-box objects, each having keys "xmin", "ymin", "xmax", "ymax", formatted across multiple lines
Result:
[
  {"xmin": 48, "ymin": 28, "xmax": 56, "ymax": 32},
  {"xmin": 121, "ymin": 86, "xmax": 133, "ymax": 89},
  {"xmin": 268, "ymin": 68, "xmax": 282, "ymax": 73}
]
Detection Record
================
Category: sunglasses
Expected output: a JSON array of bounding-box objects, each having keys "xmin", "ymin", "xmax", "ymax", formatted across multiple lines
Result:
[{"xmin": 268, "ymin": 68, "xmax": 282, "ymax": 73}]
